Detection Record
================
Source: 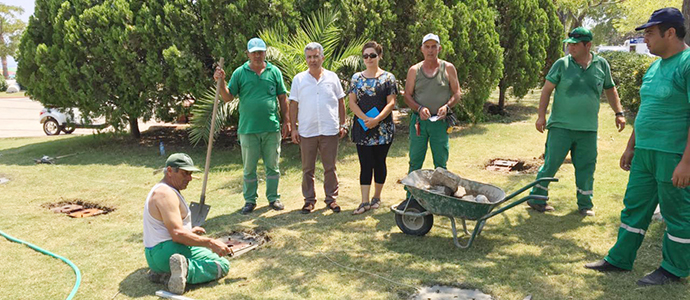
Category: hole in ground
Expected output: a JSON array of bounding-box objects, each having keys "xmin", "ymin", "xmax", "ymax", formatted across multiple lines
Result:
[
  {"xmin": 485, "ymin": 157, "xmax": 543, "ymax": 174},
  {"xmin": 216, "ymin": 229, "xmax": 270, "ymax": 257},
  {"xmin": 42, "ymin": 198, "xmax": 116, "ymax": 218}
]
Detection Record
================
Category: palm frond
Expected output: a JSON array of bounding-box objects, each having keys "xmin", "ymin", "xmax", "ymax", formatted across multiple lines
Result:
[{"xmin": 187, "ymin": 87, "xmax": 236, "ymax": 146}]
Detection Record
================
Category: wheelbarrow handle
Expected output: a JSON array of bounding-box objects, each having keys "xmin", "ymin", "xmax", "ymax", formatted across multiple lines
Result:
[
  {"xmin": 501, "ymin": 177, "xmax": 558, "ymax": 202},
  {"xmin": 481, "ymin": 194, "xmax": 547, "ymax": 221}
]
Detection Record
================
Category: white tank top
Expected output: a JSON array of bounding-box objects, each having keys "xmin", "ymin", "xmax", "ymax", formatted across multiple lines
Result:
[{"xmin": 143, "ymin": 183, "xmax": 192, "ymax": 248}]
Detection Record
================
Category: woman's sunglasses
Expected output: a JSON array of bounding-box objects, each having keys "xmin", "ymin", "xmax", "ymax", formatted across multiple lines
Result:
[{"xmin": 362, "ymin": 53, "xmax": 378, "ymax": 59}]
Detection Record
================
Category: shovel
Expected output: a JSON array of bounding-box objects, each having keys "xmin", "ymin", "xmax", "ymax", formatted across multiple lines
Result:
[{"xmin": 190, "ymin": 58, "xmax": 224, "ymax": 227}]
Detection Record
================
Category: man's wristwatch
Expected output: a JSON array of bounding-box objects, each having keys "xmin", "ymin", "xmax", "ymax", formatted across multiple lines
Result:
[
  {"xmin": 615, "ymin": 112, "xmax": 625, "ymax": 117},
  {"xmin": 340, "ymin": 124, "xmax": 348, "ymax": 131}
]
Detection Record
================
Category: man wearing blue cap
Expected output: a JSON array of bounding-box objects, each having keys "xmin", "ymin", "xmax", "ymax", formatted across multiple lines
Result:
[
  {"xmin": 527, "ymin": 27, "xmax": 625, "ymax": 216},
  {"xmin": 214, "ymin": 38, "xmax": 289, "ymax": 215},
  {"xmin": 586, "ymin": 7, "xmax": 690, "ymax": 286}
]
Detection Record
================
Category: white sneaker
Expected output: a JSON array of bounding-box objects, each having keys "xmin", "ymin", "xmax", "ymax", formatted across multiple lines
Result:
[{"xmin": 168, "ymin": 254, "xmax": 188, "ymax": 294}]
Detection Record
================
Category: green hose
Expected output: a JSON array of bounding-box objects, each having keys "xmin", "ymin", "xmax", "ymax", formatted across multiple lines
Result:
[{"xmin": 0, "ymin": 229, "xmax": 81, "ymax": 300}]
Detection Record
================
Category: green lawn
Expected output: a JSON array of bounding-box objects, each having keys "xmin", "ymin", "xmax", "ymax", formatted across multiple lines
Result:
[{"xmin": 0, "ymin": 92, "xmax": 686, "ymax": 300}]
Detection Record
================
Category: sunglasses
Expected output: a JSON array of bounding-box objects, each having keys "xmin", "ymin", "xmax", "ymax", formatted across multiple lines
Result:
[
  {"xmin": 569, "ymin": 33, "xmax": 588, "ymax": 38},
  {"xmin": 362, "ymin": 53, "xmax": 378, "ymax": 59}
]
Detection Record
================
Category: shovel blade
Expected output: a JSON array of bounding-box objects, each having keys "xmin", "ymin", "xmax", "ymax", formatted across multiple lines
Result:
[{"xmin": 189, "ymin": 202, "xmax": 211, "ymax": 227}]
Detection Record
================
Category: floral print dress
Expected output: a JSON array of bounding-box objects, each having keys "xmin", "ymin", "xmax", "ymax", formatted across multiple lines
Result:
[{"xmin": 348, "ymin": 71, "xmax": 398, "ymax": 146}]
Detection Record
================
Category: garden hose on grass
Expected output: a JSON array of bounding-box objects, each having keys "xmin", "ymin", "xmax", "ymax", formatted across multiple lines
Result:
[{"xmin": 0, "ymin": 229, "xmax": 81, "ymax": 300}]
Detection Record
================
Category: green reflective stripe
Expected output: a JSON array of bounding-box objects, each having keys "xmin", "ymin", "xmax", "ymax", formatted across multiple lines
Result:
[
  {"xmin": 667, "ymin": 233, "xmax": 690, "ymax": 244},
  {"xmin": 546, "ymin": 53, "xmax": 614, "ymax": 132},
  {"xmin": 621, "ymin": 223, "xmax": 646, "ymax": 235},
  {"xmin": 535, "ymin": 184, "xmax": 549, "ymax": 191},
  {"xmin": 577, "ymin": 188, "xmax": 593, "ymax": 195}
]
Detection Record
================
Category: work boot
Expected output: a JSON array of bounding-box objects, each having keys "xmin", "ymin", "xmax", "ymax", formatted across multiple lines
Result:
[
  {"xmin": 168, "ymin": 254, "xmax": 188, "ymax": 295},
  {"xmin": 584, "ymin": 259, "xmax": 628, "ymax": 272},
  {"xmin": 527, "ymin": 202, "xmax": 554, "ymax": 212},
  {"xmin": 268, "ymin": 200, "xmax": 284, "ymax": 211},
  {"xmin": 637, "ymin": 267, "xmax": 681, "ymax": 286},
  {"xmin": 579, "ymin": 208, "xmax": 595, "ymax": 217},
  {"xmin": 146, "ymin": 270, "xmax": 170, "ymax": 284},
  {"xmin": 240, "ymin": 203, "xmax": 256, "ymax": 215}
]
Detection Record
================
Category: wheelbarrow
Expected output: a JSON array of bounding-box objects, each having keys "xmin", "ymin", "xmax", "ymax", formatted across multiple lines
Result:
[{"xmin": 390, "ymin": 169, "xmax": 558, "ymax": 249}]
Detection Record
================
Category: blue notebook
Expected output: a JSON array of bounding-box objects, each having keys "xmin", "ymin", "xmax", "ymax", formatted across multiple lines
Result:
[{"xmin": 358, "ymin": 107, "xmax": 380, "ymax": 131}]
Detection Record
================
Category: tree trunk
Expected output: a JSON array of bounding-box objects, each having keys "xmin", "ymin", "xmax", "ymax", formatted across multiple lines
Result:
[
  {"xmin": 498, "ymin": 82, "xmax": 507, "ymax": 110},
  {"xmin": 129, "ymin": 118, "xmax": 141, "ymax": 139},
  {"xmin": 2, "ymin": 56, "xmax": 8, "ymax": 79},
  {"xmin": 684, "ymin": 0, "xmax": 690, "ymax": 45}
]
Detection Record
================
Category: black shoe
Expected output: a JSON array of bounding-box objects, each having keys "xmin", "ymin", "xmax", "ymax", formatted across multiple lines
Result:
[
  {"xmin": 527, "ymin": 202, "xmax": 555, "ymax": 212},
  {"xmin": 240, "ymin": 203, "xmax": 256, "ymax": 215},
  {"xmin": 584, "ymin": 259, "xmax": 628, "ymax": 272},
  {"xmin": 269, "ymin": 200, "xmax": 284, "ymax": 211},
  {"xmin": 637, "ymin": 267, "xmax": 681, "ymax": 286}
]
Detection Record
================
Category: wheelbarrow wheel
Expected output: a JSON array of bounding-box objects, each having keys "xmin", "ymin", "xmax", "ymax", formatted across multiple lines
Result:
[{"xmin": 395, "ymin": 198, "xmax": 433, "ymax": 236}]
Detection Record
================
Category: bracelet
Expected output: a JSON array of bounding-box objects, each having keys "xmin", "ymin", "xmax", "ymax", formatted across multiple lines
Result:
[
  {"xmin": 615, "ymin": 112, "xmax": 625, "ymax": 117},
  {"xmin": 418, "ymin": 105, "xmax": 425, "ymax": 113},
  {"xmin": 340, "ymin": 124, "xmax": 348, "ymax": 131}
]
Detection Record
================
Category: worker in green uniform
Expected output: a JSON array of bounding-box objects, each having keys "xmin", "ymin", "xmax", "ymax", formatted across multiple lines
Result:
[
  {"xmin": 585, "ymin": 8, "xmax": 690, "ymax": 286},
  {"xmin": 527, "ymin": 27, "xmax": 626, "ymax": 216},
  {"xmin": 403, "ymin": 33, "xmax": 461, "ymax": 176}
]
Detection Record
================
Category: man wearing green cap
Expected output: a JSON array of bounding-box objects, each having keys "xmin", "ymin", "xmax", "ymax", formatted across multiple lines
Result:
[
  {"xmin": 143, "ymin": 153, "xmax": 232, "ymax": 294},
  {"xmin": 586, "ymin": 7, "xmax": 690, "ymax": 286},
  {"xmin": 214, "ymin": 37, "xmax": 289, "ymax": 215},
  {"xmin": 528, "ymin": 27, "xmax": 626, "ymax": 216}
]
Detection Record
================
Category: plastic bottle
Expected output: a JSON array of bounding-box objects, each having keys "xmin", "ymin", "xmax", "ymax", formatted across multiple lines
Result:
[{"xmin": 159, "ymin": 141, "xmax": 165, "ymax": 156}]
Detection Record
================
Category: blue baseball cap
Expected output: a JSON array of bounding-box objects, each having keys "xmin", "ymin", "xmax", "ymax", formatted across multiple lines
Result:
[
  {"xmin": 247, "ymin": 38, "xmax": 267, "ymax": 53},
  {"xmin": 635, "ymin": 7, "xmax": 685, "ymax": 31}
]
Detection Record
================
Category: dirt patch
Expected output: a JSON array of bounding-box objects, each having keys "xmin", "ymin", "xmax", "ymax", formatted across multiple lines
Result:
[
  {"xmin": 485, "ymin": 157, "xmax": 542, "ymax": 174},
  {"xmin": 42, "ymin": 199, "xmax": 116, "ymax": 218},
  {"xmin": 137, "ymin": 125, "xmax": 240, "ymax": 149},
  {"xmin": 411, "ymin": 285, "xmax": 493, "ymax": 300}
]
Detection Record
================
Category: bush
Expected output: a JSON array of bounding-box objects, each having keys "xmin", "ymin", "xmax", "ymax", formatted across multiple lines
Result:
[
  {"xmin": 598, "ymin": 51, "xmax": 656, "ymax": 115},
  {"xmin": 0, "ymin": 76, "xmax": 7, "ymax": 92}
]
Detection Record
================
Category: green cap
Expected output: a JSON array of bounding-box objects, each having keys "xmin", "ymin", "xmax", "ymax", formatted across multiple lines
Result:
[
  {"xmin": 166, "ymin": 153, "xmax": 201, "ymax": 172},
  {"xmin": 563, "ymin": 27, "xmax": 592, "ymax": 43}
]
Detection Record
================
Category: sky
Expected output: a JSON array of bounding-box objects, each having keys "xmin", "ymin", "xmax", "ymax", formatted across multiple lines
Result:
[{"xmin": 3, "ymin": 0, "xmax": 35, "ymax": 68}]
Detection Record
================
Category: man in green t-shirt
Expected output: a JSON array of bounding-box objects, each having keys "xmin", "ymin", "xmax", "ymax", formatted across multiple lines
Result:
[
  {"xmin": 586, "ymin": 8, "xmax": 690, "ymax": 286},
  {"xmin": 214, "ymin": 38, "xmax": 289, "ymax": 215},
  {"xmin": 528, "ymin": 27, "xmax": 626, "ymax": 216}
]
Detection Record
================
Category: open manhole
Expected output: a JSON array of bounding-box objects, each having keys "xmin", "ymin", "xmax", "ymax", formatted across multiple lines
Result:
[
  {"xmin": 485, "ymin": 158, "xmax": 542, "ymax": 174},
  {"xmin": 412, "ymin": 285, "xmax": 493, "ymax": 300},
  {"xmin": 217, "ymin": 230, "xmax": 270, "ymax": 257},
  {"xmin": 43, "ymin": 199, "xmax": 116, "ymax": 218}
]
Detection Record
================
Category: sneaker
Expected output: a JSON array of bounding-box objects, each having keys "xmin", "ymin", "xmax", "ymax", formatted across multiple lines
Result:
[
  {"xmin": 637, "ymin": 267, "xmax": 681, "ymax": 286},
  {"xmin": 579, "ymin": 208, "xmax": 595, "ymax": 216},
  {"xmin": 268, "ymin": 200, "xmax": 284, "ymax": 211},
  {"xmin": 584, "ymin": 259, "xmax": 628, "ymax": 272},
  {"xmin": 240, "ymin": 203, "xmax": 256, "ymax": 215},
  {"xmin": 168, "ymin": 254, "xmax": 188, "ymax": 294},
  {"xmin": 527, "ymin": 202, "xmax": 555, "ymax": 212}
]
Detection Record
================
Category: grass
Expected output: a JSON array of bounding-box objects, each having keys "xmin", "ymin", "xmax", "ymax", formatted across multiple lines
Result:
[
  {"xmin": 0, "ymin": 90, "xmax": 25, "ymax": 98},
  {"xmin": 0, "ymin": 91, "xmax": 687, "ymax": 300}
]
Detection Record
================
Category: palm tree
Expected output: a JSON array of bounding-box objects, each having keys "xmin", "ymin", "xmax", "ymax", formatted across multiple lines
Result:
[{"xmin": 188, "ymin": 8, "xmax": 366, "ymax": 146}]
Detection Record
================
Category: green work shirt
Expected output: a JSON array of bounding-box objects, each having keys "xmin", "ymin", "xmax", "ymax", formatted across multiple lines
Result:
[
  {"xmin": 545, "ymin": 53, "xmax": 615, "ymax": 132},
  {"xmin": 228, "ymin": 61, "xmax": 287, "ymax": 134},
  {"xmin": 635, "ymin": 48, "xmax": 690, "ymax": 155}
]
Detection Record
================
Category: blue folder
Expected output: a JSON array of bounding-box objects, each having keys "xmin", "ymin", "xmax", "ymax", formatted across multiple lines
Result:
[{"xmin": 358, "ymin": 107, "xmax": 380, "ymax": 131}]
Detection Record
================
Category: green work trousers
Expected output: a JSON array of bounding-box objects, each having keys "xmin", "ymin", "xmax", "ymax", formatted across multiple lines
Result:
[
  {"xmin": 408, "ymin": 113, "xmax": 449, "ymax": 173},
  {"xmin": 529, "ymin": 127, "xmax": 597, "ymax": 210},
  {"xmin": 239, "ymin": 132, "xmax": 281, "ymax": 204},
  {"xmin": 604, "ymin": 149, "xmax": 690, "ymax": 277},
  {"xmin": 145, "ymin": 240, "xmax": 230, "ymax": 284}
]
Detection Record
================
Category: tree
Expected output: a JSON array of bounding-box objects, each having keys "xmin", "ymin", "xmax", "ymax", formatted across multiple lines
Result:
[
  {"xmin": 494, "ymin": 0, "xmax": 549, "ymax": 110},
  {"xmin": 614, "ymin": 0, "xmax": 681, "ymax": 35},
  {"xmin": 686, "ymin": 0, "xmax": 690, "ymax": 45},
  {"xmin": 18, "ymin": 0, "xmax": 209, "ymax": 138},
  {"xmin": 539, "ymin": 0, "xmax": 565, "ymax": 84},
  {"xmin": 0, "ymin": 4, "xmax": 24, "ymax": 79}
]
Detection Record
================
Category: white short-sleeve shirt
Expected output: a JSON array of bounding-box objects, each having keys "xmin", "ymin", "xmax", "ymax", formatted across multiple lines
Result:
[{"xmin": 289, "ymin": 69, "xmax": 346, "ymax": 138}]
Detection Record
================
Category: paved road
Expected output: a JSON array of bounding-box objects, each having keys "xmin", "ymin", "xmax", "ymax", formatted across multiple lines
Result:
[{"xmin": 0, "ymin": 97, "xmax": 165, "ymax": 138}]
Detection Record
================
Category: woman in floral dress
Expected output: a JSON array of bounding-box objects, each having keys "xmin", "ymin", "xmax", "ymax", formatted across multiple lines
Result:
[{"xmin": 348, "ymin": 41, "xmax": 398, "ymax": 215}]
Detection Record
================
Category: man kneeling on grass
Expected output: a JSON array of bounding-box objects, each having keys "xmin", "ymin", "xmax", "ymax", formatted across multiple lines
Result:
[{"xmin": 143, "ymin": 153, "xmax": 233, "ymax": 294}]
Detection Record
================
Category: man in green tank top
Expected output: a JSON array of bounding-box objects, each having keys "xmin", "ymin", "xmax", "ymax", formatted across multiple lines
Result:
[
  {"xmin": 585, "ymin": 8, "xmax": 690, "ymax": 286},
  {"xmin": 527, "ymin": 27, "xmax": 625, "ymax": 216},
  {"xmin": 403, "ymin": 33, "xmax": 462, "ymax": 182}
]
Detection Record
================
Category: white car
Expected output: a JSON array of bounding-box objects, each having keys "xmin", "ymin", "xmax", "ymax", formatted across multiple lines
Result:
[{"xmin": 39, "ymin": 108, "xmax": 106, "ymax": 135}]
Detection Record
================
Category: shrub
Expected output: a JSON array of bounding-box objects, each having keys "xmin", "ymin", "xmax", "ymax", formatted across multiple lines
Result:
[
  {"xmin": 0, "ymin": 76, "xmax": 7, "ymax": 92},
  {"xmin": 598, "ymin": 51, "xmax": 656, "ymax": 115}
]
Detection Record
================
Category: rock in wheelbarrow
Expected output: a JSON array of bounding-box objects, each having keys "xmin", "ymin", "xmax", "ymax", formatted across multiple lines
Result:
[
  {"xmin": 429, "ymin": 185, "xmax": 454, "ymax": 196},
  {"xmin": 430, "ymin": 167, "xmax": 462, "ymax": 193}
]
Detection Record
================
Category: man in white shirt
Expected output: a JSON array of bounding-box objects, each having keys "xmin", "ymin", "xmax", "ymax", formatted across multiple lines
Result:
[{"xmin": 289, "ymin": 42, "xmax": 348, "ymax": 214}]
